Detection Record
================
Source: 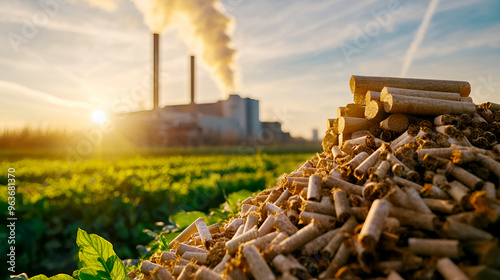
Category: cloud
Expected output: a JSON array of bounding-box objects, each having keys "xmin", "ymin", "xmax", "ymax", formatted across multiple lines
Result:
[
  {"xmin": 85, "ymin": 0, "xmax": 118, "ymax": 11},
  {"xmin": 400, "ymin": 0, "xmax": 440, "ymax": 77},
  {"xmin": 0, "ymin": 80, "xmax": 95, "ymax": 111}
]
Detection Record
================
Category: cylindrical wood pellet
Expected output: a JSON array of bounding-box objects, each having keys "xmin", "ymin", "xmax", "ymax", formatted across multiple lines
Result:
[
  {"xmin": 258, "ymin": 215, "xmax": 276, "ymax": 237},
  {"xmin": 244, "ymin": 214, "xmax": 259, "ymax": 233},
  {"xmin": 264, "ymin": 202, "xmax": 283, "ymax": 214},
  {"xmin": 380, "ymin": 114, "xmax": 409, "ymax": 132},
  {"xmin": 169, "ymin": 217, "xmax": 204, "ymax": 247},
  {"xmin": 382, "ymin": 87, "xmax": 464, "ymax": 101},
  {"xmin": 177, "ymin": 263, "xmax": 198, "ymax": 280},
  {"xmin": 423, "ymin": 198, "xmax": 460, "ymax": 214},
  {"xmin": 246, "ymin": 231, "xmax": 279, "ymax": 250},
  {"xmin": 303, "ymin": 201, "xmax": 336, "ymax": 216},
  {"xmin": 444, "ymin": 220, "xmax": 493, "ymax": 241},
  {"xmin": 242, "ymin": 244, "xmax": 276, "ymax": 280},
  {"xmin": 302, "ymin": 228, "xmax": 340, "ymax": 256},
  {"xmin": 181, "ymin": 251, "xmax": 207, "ymax": 264},
  {"xmin": 226, "ymin": 227, "xmax": 258, "ymax": 254},
  {"xmin": 212, "ymin": 254, "xmax": 230, "ymax": 274},
  {"xmin": 408, "ymin": 238, "xmax": 461, "ymax": 258},
  {"xmin": 345, "ymin": 103, "xmax": 366, "ymax": 118},
  {"xmin": 354, "ymin": 93, "xmax": 367, "ymax": 105},
  {"xmin": 371, "ymin": 160, "xmax": 391, "ymax": 181},
  {"xmin": 324, "ymin": 176, "xmax": 364, "ymax": 196},
  {"xmin": 447, "ymin": 180, "xmax": 470, "ymax": 208},
  {"xmin": 365, "ymin": 100, "xmax": 389, "ymax": 121},
  {"xmin": 319, "ymin": 241, "xmax": 352, "ymax": 279},
  {"xmin": 194, "ymin": 266, "xmax": 223, "ymax": 280},
  {"xmin": 161, "ymin": 251, "xmax": 177, "ymax": 263},
  {"xmin": 338, "ymin": 117, "xmax": 378, "ymax": 133},
  {"xmin": 194, "ymin": 219, "xmax": 213, "ymax": 248},
  {"xmin": 365, "ymin": 90, "xmax": 381, "ymax": 103},
  {"xmin": 275, "ymin": 223, "xmax": 322, "ymax": 254},
  {"xmin": 333, "ymin": 189, "xmax": 351, "ymax": 223},
  {"xmin": 389, "ymin": 205, "xmax": 438, "ymax": 231},
  {"xmin": 140, "ymin": 261, "xmax": 174, "ymax": 280},
  {"xmin": 176, "ymin": 243, "xmax": 208, "ymax": 256},
  {"xmin": 382, "ymin": 94, "xmax": 476, "ymax": 115},
  {"xmin": 299, "ymin": 211, "xmax": 336, "ymax": 229},
  {"xmin": 436, "ymin": 257, "xmax": 469, "ymax": 280},
  {"xmin": 354, "ymin": 147, "xmax": 382, "ymax": 180},
  {"xmin": 383, "ymin": 217, "xmax": 400, "ymax": 233},
  {"xmin": 349, "ymin": 75, "xmax": 471, "ymax": 97},
  {"xmin": 275, "ymin": 212, "xmax": 299, "ymax": 235},
  {"xmin": 307, "ymin": 174, "xmax": 322, "ymax": 201},
  {"xmin": 359, "ymin": 199, "xmax": 390, "ymax": 250},
  {"xmin": 403, "ymin": 187, "xmax": 433, "ymax": 214},
  {"xmin": 477, "ymin": 154, "xmax": 500, "ymax": 178},
  {"xmin": 274, "ymin": 189, "xmax": 292, "ymax": 208},
  {"xmin": 337, "ymin": 106, "xmax": 346, "ymax": 118}
]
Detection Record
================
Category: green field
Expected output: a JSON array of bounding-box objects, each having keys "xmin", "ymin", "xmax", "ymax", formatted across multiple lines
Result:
[{"xmin": 0, "ymin": 152, "xmax": 312, "ymax": 277}]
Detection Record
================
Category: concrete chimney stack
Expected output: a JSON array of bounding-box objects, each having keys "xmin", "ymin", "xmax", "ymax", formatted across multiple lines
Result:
[
  {"xmin": 190, "ymin": 55, "xmax": 195, "ymax": 105},
  {"xmin": 153, "ymin": 33, "xmax": 159, "ymax": 110}
]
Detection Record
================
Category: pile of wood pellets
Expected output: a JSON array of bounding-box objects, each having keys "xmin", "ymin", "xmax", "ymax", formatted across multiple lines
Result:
[{"xmin": 135, "ymin": 76, "xmax": 500, "ymax": 280}]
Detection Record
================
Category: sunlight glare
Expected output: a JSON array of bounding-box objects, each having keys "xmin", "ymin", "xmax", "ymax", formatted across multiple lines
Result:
[{"xmin": 92, "ymin": 110, "xmax": 106, "ymax": 124}]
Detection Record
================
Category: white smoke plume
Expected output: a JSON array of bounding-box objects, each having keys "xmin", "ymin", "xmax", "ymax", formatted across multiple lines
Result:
[
  {"xmin": 133, "ymin": 0, "xmax": 239, "ymax": 93},
  {"xmin": 400, "ymin": 0, "xmax": 439, "ymax": 77},
  {"xmin": 85, "ymin": 0, "xmax": 239, "ymax": 94}
]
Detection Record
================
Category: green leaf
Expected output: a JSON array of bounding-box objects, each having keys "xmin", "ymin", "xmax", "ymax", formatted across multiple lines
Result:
[
  {"xmin": 76, "ymin": 228, "xmax": 127, "ymax": 280},
  {"xmin": 75, "ymin": 267, "xmax": 102, "ymax": 280},
  {"xmin": 29, "ymin": 274, "xmax": 74, "ymax": 280},
  {"xmin": 158, "ymin": 233, "xmax": 169, "ymax": 251},
  {"xmin": 169, "ymin": 211, "xmax": 205, "ymax": 229}
]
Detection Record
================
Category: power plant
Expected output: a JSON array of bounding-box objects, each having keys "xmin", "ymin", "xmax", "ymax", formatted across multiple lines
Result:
[{"xmin": 116, "ymin": 34, "xmax": 292, "ymax": 146}]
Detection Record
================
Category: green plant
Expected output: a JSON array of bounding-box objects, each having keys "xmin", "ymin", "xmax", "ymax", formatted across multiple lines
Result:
[
  {"xmin": 11, "ymin": 229, "xmax": 127, "ymax": 280},
  {"xmin": 0, "ymin": 153, "xmax": 311, "ymax": 276}
]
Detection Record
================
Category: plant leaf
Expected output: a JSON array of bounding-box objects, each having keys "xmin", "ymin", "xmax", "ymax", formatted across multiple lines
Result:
[
  {"xmin": 169, "ymin": 211, "xmax": 205, "ymax": 228},
  {"xmin": 29, "ymin": 274, "xmax": 74, "ymax": 280},
  {"xmin": 158, "ymin": 233, "xmax": 169, "ymax": 251},
  {"xmin": 76, "ymin": 228, "xmax": 127, "ymax": 280}
]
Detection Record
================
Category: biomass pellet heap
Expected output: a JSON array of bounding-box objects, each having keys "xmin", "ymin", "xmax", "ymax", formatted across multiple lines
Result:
[{"xmin": 136, "ymin": 75, "xmax": 500, "ymax": 280}]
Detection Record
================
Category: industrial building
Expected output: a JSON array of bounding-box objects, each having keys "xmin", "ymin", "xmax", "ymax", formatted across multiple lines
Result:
[{"xmin": 116, "ymin": 34, "xmax": 291, "ymax": 147}]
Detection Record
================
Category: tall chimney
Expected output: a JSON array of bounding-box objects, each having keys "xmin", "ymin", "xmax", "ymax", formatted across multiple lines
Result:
[
  {"xmin": 190, "ymin": 55, "xmax": 195, "ymax": 104},
  {"xmin": 153, "ymin": 33, "xmax": 159, "ymax": 110}
]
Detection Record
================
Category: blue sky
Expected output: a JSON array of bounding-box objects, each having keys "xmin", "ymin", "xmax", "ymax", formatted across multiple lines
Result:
[{"xmin": 0, "ymin": 0, "xmax": 499, "ymax": 139}]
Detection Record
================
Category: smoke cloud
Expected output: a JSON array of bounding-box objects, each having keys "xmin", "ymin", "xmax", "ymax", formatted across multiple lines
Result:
[
  {"xmin": 133, "ymin": 0, "xmax": 238, "ymax": 93},
  {"xmin": 86, "ymin": 0, "xmax": 239, "ymax": 94},
  {"xmin": 400, "ymin": 0, "xmax": 439, "ymax": 77}
]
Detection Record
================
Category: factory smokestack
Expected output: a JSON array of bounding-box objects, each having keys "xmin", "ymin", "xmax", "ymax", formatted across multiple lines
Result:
[
  {"xmin": 87, "ymin": 0, "xmax": 239, "ymax": 95},
  {"xmin": 133, "ymin": 0, "xmax": 239, "ymax": 95},
  {"xmin": 153, "ymin": 33, "xmax": 159, "ymax": 110},
  {"xmin": 190, "ymin": 55, "xmax": 195, "ymax": 105}
]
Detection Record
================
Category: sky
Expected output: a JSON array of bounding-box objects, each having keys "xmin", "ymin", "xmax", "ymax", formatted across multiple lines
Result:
[{"xmin": 0, "ymin": 0, "xmax": 499, "ymax": 139}]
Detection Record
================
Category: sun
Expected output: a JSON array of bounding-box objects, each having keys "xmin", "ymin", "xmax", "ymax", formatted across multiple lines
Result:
[{"xmin": 91, "ymin": 110, "xmax": 106, "ymax": 124}]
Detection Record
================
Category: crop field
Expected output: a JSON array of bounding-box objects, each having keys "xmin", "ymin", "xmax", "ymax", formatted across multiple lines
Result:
[{"xmin": 0, "ymin": 153, "xmax": 313, "ymax": 277}]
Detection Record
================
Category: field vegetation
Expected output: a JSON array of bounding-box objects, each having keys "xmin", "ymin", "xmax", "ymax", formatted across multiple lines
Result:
[{"xmin": 0, "ymin": 152, "xmax": 313, "ymax": 277}]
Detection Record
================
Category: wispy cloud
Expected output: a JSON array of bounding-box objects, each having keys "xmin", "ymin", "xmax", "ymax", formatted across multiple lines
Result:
[
  {"xmin": 400, "ymin": 0, "xmax": 440, "ymax": 77},
  {"xmin": 0, "ymin": 80, "xmax": 95, "ymax": 111}
]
